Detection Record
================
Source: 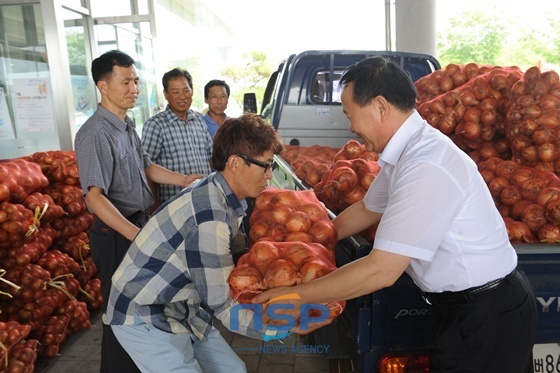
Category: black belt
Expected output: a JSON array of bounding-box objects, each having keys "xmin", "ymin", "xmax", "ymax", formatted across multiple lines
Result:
[{"xmin": 421, "ymin": 268, "xmax": 518, "ymax": 307}]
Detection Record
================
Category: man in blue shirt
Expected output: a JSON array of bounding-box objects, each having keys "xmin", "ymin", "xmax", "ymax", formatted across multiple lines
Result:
[
  {"xmin": 105, "ymin": 114, "xmax": 284, "ymax": 372},
  {"xmin": 202, "ymin": 79, "xmax": 230, "ymax": 138}
]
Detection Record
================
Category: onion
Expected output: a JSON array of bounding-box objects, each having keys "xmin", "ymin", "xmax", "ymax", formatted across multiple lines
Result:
[
  {"xmin": 521, "ymin": 203, "xmax": 547, "ymax": 232},
  {"xmin": 343, "ymin": 140, "xmax": 364, "ymax": 159},
  {"xmin": 280, "ymin": 242, "xmax": 314, "ymax": 267},
  {"xmin": 445, "ymin": 63, "xmax": 461, "ymax": 75},
  {"xmin": 528, "ymin": 126, "xmax": 553, "ymax": 145},
  {"xmin": 271, "ymin": 189, "xmax": 302, "ymax": 209},
  {"xmin": 500, "ymin": 185, "xmax": 522, "ymax": 206},
  {"xmin": 330, "ymin": 166, "xmax": 358, "ymax": 192},
  {"xmin": 511, "ymin": 168, "xmax": 535, "ymax": 186},
  {"xmin": 459, "ymin": 90, "xmax": 479, "ymax": 107},
  {"xmin": 495, "ymin": 160, "xmax": 520, "ymax": 180},
  {"xmin": 512, "ymin": 199, "xmax": 532, "ymax": 220},
  {"xmin": 538, "ymin": 143, "xmax": 558, "ymax": 163},
  {"xmin": 545, "ymin": 198, "xmax": 560, "ymax": 224},
  {"xmin": 537, "ymin": 94, "xmax": 560, "ymax": 111},
  {"xmin": 298, "ymin": 203, "xmax": 328, "ymax": 222},
  {"xmin": 308, "ymin": 220, "xmax": 337, "ymax": 246},
  {"xmin": 537, "ymin": 187, "xmax": 560, "ymax": 207},
  {"xmin": 451, "ymin": 71, "xmax": 467, "ymax": 87},
  {"xmin": 264, "ymin": 259, "xmax": 299, "ymax": 288},
  {"xmin": 442, "ymin": 90, "xmax": 460, "ymax": 107},
  {"xmin": 462, "ymin": 107, "xmax": 481, "ymax": 123},
  {"xmin": 504, "ymin": 218, "xmax": 537, "ymax": 243},
  {"xmin": 249, "ymin": 241, "xmax": 280, "ymax": 274},
  {"xmin": 285, "ymin": 211, "xmax": 311, "ymax": 232},
  {"xmin": 538, "ymin": 223, "xmax": 560, "ymax": 242},
  {"xmin": 542, "ymin": 70, "xmax": 560, "ymax": 87},
  {"xmin": 521, "ymin": 178, "xmax": 547, "ymax": 203},
  {"xmin": 429, "ymin": 99, "xmax": 446, "ymax": 114},
  {"xmin": 300, "ymin": 260, "xmax": 333, "ymax": 284},
  {"xmin": 480, "ymin": 110, "xmax": 498, "ymax": 126},
  {"xmin": 488, "ymin": 177, "xmax": 509, "ymax": 198},
  {"xmin": 228, "ymin": 264, "xmax": 264, "ymax": 292},
  {"xmin": 271, "ymin": 205, "xmax": 293, "ymax": 226},
  {"xmin": 439, "ymin": 75, "xmax": 454, "ymax": 92},
  {"xmin": 457, "ymin": 121, "xmax": 481, "ymax": 141}
]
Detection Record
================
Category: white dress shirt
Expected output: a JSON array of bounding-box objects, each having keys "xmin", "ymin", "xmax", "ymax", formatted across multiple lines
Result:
[{"xmin": 364, "ymin": 110, "xmax": 517, "ymax": 293}]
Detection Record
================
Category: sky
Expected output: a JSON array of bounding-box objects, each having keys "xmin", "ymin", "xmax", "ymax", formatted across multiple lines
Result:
[{"xmin": 200, "ymin": 0, "xmax": 560, "ymax": 62}]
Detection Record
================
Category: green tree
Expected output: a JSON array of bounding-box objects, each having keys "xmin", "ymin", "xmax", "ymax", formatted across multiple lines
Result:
[
  {"xmin": 221, "ymin": 50, "xmax": 273, "ymax": 113},
  {"xmin": 437, "ymin": 10, "xmax": 507, "ymax": 66}
]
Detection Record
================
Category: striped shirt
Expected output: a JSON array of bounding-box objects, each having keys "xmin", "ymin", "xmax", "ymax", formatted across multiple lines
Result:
[
  {"xmin": 104, "ymin": 172, "xmax": 275, "ymax": 341},
  {"xmin": 142, "ymin": 106, "xmax": 213, "ymax": 202},
  {"xmin": 74, "ymin": 104, "xmax": 154, "ymax": 216}
]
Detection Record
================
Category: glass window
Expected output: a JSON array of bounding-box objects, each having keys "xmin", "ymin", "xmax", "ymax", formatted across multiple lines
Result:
[
  {"xmin": 0, "ymin": 4, "xmax": 60, "ymax": 159},
  {"xmin": 62, "ymin": 7, "xmax": 96, "ymax": 138},
  {"xmin": 310, "ymin": 70, "xmax": 344, "ymax": 105}
]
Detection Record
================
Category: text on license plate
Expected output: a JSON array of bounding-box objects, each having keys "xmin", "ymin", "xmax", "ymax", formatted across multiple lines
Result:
[{"xmin": 534, "ymin": 343, "xmax": 560, "ymax": 373}]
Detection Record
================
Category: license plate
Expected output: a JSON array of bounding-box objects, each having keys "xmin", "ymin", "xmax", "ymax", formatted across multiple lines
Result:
[{"xmin": 533, "ymin": 343, "xmax": 560, "ymax": 373}]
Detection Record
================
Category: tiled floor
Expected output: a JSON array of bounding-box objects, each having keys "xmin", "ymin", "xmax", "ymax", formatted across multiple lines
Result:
[{"xmin": 33, "ymin": 311, "xmax": 347, "ymax": 373}]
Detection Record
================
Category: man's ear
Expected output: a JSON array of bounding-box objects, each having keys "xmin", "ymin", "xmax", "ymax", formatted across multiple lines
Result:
[
  {"xmin": 227, "ymin": 155, "xmax": 239, "ymax": 172},
  {"xmin": 97, "ymin": 80, "xmax": 107, "ymax": 95}
]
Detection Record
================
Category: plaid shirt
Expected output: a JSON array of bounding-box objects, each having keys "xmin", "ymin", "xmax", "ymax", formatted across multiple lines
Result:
[
  {"xmin": 104, "ymin": 172, "xmax": 275, "ymax": 341},
  {"xmin": 142, "ymin": 106, "xmax": 213, "ymax": 202}
]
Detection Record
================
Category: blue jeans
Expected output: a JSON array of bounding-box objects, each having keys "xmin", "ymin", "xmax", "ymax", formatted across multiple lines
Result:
[{"xmin": 112, "ymin": 322, "xmax": 246, "ymax": 373}]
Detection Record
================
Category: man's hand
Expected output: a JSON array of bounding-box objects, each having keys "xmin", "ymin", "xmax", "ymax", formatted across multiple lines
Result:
[
  {"xmin": 184, "ymin": 174, "xmax": 203, "ymax": 187},
  {"xmin": 291, "ymin": 318, "xmax": 332, "ymax": 335},
  {"xmin": 259, "ymin": 291, "xmax": 302, "ymax": 326}
]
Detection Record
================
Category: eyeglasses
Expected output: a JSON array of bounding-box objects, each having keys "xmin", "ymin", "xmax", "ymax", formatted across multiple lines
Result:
[{"xmin": 236, "ymin": 154, "xmax": 277, "ymax": 173}]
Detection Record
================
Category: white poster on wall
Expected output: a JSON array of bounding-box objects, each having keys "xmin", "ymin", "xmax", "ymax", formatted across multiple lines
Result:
[
  {"xmin": 13, "ymin": 78, "xmax": 55, "ymax": 132},
  {"xmin": 0, "ymin": 87, "xmax": 15, "ymax": 139}
]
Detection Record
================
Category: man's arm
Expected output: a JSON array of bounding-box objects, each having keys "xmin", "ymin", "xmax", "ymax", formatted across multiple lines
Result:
[
  {"xmin": 253, "ymin": 248, "xmax": 411, "ymax": 305},
  {"xmin": 332, "ymin": 200, "xmax": 382, "ymax": 240},
  {"xmin": 144, "ymin": 163, "xmax": 202, "ymax": 188},
  {"xmin": 85, "ymin": 186, "xmax": 140, "ymax": 241}
]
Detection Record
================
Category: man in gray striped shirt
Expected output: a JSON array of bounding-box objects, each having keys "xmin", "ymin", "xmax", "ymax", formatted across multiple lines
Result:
[{"xmin": 75, "ymin": 50, "xmax": 202, "ymax": 373}]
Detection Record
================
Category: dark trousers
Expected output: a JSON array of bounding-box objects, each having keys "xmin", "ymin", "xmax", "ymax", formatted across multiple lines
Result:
[
  {"xmin": 89, "ymin": 212, "xmax": 147, "ymax": 373},
  {"xmin": 426, "ymin": 268, "xmax": 538, "ymax": 373}
]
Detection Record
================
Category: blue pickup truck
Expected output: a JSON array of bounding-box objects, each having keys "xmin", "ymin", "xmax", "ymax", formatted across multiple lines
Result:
[{"xmin": 256, "ymin": 50, "xmax": 560, "ymax": 372}]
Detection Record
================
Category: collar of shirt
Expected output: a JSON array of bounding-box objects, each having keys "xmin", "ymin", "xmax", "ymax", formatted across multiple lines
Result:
[
  {"xmin": 378, "ymin": 110, "xmax": 424, "ymax": 168},
  {"xmin": 96, "ymin": 104, "xmax": 135, "ymax": 131},
  {"xmin": 206, "ymin": 171, "xmax": 248, "ymax": 215},
  {"xmin": 164, "ymin": 105, "xmax": 199, "ymax": 123}
]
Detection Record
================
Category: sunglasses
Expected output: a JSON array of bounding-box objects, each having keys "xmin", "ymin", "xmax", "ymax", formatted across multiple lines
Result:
[{"xmin": 236, "ymin": 154, "xmax": 277, "ymax": 173}]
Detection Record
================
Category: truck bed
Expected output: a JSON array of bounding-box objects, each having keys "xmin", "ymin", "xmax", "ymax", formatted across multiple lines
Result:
[{"xmin": 270, "ymin": 154, "xmax": 560, "ymax": 372}]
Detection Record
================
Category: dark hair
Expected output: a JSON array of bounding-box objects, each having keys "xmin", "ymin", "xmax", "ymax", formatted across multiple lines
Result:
[
  {"xmin": 204, "ymin": 79, "xmax": 230, "ymax": 98},
  {"xmin": 340, "ymin": 56, "xmax": 417, "ymax": 111},
  {"xmin": 212, "ymin": 114, "xmax": 283, "ymax": 171},
  {"xmin": 91, "ymin": 50, "xmax": 135, "ymax": 85},
  {"xmin": 162, "ymin": 68, "xmax": 193, "ymax": 92}
]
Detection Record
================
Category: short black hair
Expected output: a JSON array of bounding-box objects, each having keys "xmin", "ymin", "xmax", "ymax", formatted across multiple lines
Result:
[
  {"xmin": 340, "ymin": 56, "xmax": 417, "ymax": 111},
  {"xmin": 91, "ymin": 50, "xmax": 135, "ymax": 85},
  {"xmin": 204, "ymin": 79, "xmax": 230, "ymax": 98},
  {"xmin": 162, "ymin": 68, "xmax": 193, "ymax": 92}
]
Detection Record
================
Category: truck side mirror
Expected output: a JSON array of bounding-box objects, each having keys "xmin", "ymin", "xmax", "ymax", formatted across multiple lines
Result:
[{"xmin": 243, "ymin": 93, "xmax": 257, "ymax": 114}]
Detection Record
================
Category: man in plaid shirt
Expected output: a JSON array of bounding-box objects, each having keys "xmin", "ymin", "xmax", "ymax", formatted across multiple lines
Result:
[
  {"xmin": 105, "ymin": 114, "xmax": 284, "ymax": 372},
  {"xmin": 142, "ymin": 68, "xmax": 213, "ymax": 207}
]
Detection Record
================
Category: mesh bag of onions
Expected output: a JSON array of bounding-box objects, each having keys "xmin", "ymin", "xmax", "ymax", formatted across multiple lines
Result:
[
  {"xmin": 478, "ymin": 156, "xmax": 560, "ymax": 243},
  {"xmin": 227, "ymin": 240, "xmax": 346, "ymax": 325},
  {"xmin": 504, "ymin": 66, "xmax": 560, "ymax": 173},
  {"xmin": 248, "ymin": 188, "xmax": 338, "ymax": 250}
]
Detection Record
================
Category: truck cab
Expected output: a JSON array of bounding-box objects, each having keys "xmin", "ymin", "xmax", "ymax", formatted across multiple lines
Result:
[{"xmin": 252, "ymin": 50, "xmax": 441, "ymax": 148}]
